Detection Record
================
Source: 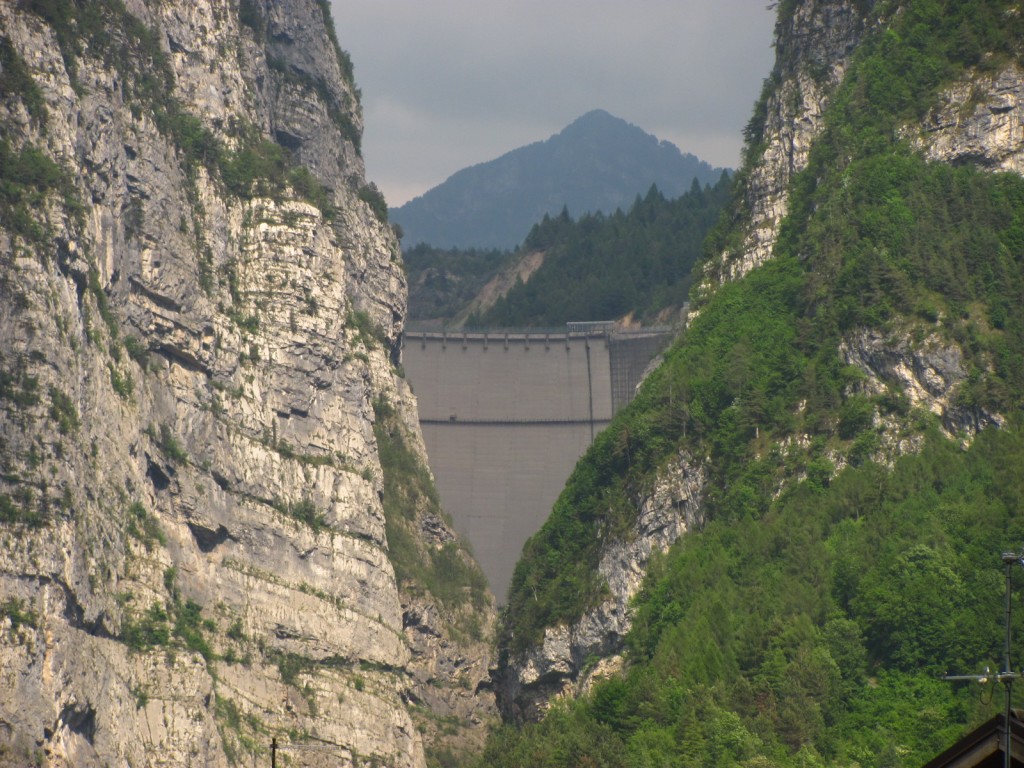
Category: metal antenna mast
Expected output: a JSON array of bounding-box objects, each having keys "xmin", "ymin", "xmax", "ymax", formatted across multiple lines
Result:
[{"xmin": 943, "ymin": 551, "xmax": 1024, "ymax": 768}]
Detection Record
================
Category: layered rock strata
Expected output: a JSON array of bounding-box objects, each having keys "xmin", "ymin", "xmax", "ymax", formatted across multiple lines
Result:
[{"xmin": 0, "ymin": 1, "xmax": 493, "ymax": 766}]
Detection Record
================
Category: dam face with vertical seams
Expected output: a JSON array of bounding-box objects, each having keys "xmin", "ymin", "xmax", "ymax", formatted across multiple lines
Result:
[{"xmin": 401, "ymin": 325, "xmax": 672, "ymax": 600}]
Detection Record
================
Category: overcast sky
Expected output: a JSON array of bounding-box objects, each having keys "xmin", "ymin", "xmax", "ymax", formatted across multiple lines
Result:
[{"xmin": 329, "ymin": 2, "xmax": 778, "ymax": 207}]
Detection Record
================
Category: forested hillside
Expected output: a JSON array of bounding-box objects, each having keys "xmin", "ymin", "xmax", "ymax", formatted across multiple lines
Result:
[
  {"xmin": 404, "ymin": 177, "xmax": 731, "ymax": 328},
  {"xmin": 480, "ymin": 1, "xmax": 1024, "ymax": 766},
  {"xmin": 472, "ymin": 176, "xmax": 732, "ymax": 327},
  {"xmin": 403, "ymin": 244, "xmax": 515, "ymax": 324},
  {"xmin": 390, "ymin": 109, "xmax": 725, "ymax": 250}
]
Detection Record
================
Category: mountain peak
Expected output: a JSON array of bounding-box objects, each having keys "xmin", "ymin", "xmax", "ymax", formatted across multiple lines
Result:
[
  {"xmin": 556, "ymin": 109, "xmax": 652, "ymax": 143},
  {"xmin": 390, "ymin": 112, "xmax": 727, "ymax": 249},
  {"xmin": 563, "ymin": 108, "xmax": 623, "ymax": 128}
]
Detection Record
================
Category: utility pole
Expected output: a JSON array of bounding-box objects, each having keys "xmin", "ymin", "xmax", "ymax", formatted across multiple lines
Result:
[
  {"xmin": 943, "ymin": 551, "xmax": 1023, "ymax": 768},
  {"xmin": 1001, "ymin": 551, "xmax": 1020, "ymax": 768}
]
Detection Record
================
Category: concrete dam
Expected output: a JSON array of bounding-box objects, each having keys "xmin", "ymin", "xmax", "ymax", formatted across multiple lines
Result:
[{"xmin": 401, "ymin": 324, "xmax": 673, "ymax": 600}]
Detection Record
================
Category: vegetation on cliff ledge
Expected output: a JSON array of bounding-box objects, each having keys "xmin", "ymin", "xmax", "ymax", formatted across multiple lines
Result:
[
  {"xmin": 373, "ymin": 396, "xmax": 489, "ymax": 623},
  {"xmin": 488, "ymin": 1, "xmax": 1024, "ymax": 766}
]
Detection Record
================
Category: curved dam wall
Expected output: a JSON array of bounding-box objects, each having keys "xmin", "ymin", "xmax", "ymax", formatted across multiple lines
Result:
[{"xmin": 401, "ymin": 327, "xmax": 671, "ymax": 600}]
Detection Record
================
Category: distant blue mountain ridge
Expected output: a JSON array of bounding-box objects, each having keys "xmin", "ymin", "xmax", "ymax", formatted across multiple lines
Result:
[{"xmin": 389, "ymin": 109, "xmax": 729, "ymax": 250}]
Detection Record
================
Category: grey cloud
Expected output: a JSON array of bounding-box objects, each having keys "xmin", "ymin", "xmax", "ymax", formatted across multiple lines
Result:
[{"xmin": 331, "ymin": 1, "xmax": 776, "ymax": 206}]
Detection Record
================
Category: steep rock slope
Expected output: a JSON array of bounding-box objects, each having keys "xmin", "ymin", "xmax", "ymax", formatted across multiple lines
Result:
[
  {"xmin": 0, "ymin": 1, "xmax": 493, "ymax": 766},
  {"xmin": 494, "ymin": 0, "xmax": 1024, "ymax": 752},
  {"xmin": 696, "ymin": 0, "xmax": 872, "ymax": 291}
]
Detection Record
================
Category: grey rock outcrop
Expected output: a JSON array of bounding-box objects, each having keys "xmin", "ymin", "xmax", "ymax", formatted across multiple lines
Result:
[
  {"xmin": 495, "ymin": 452, "xmax": 705, "ymax": 722},
  {"xmin": 0, "ymin": 1, "xmax": 493, "ymax": 766},
  {"xmin": 839, "ymin": 328, "xmax": 1005, "ymax": 440},
  {"xmin": 911, "ymin": 64, "xmax": 1024, "ymax": 173},
  {"xmin": 695, "ymin": 0, "xmax": 875, "ymax": 293}
]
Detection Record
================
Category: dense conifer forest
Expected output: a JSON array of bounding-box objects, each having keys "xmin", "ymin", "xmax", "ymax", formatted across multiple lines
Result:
[
  {"xmin": 405, "ymin": 176, "xmax": 732, "ymax": 328},
  {"xmin": 472, "ymin": 175, "xmax": 732, "ymax": 327}
]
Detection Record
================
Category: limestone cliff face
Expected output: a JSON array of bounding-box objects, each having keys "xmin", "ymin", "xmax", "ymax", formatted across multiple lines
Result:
[
  {"xmin": 0, "ymin": 1, "xmax": 493, "ymax": 766},
  {"xmin": 695, "ymin": 0, "xmax": 875, "ymax": 293},
  {"xmin": 839, "ymin": 328, "xmax": 1006, "ymax": 442},
  {"xmin": 911, "ymin": 63, "xmax": 1024, "ymax": 173}
]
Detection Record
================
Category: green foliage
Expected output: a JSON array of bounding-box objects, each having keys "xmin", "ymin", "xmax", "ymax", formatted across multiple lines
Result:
[
  {"xmin": 126, "ymin": 501, "xmax": 165, "ymax": 551},
  {"xmin": 506, "ymin": 0, "xmax": 1024, "ymax": 653},
  {"xmin": 274, "ymin": 497, "xmax": 327, "ymax": 534},
  {"xmin": 503, "ymin": 256, "xmax": 810, "ymax": 654},
  {"xmin": 358, "ymin": 183, "xmax": 388, "ymax": 224},
  {"xmin": 476, "ymin": 703, "xmax": 626, "ymax": 768},
  {"xmin": 121, "ymin": 602, "xmax": 171, "ymax": 650},
  {"xmin": 87, "ymin": 266, "xmax": 119, "ymax": 340},
  {"xmin": 220, "ymin": 139, "xmax": 286, "ymax": 198},
  {"xmin": 288, "ymin": 165, "xmax": 335, "ymax": 216},
  {"xmin": 478, "ymin": 176, "xmax": 732, "ymax": 327},
  {"xmin": 0, "ymin": 36, "xmax": 46, "ymax": 125},
  {"xmin": 154, "ymin": 423, "xmax": 188, "ymax": 464},
  {"xmin": 493, "ymin": 2, "xmax": 1024, "ymax": 765},
  {"xmin": 122, "ymin": 335, "xmax": 149, "ymax": 367},
  {"xmin": 0, "ymin": 137, "xmax": 80, "ymax": 243},
  {"xmin": 120, "ymin": 592, "xmax": 214, "ymax": 662},
  {"xmin": 403, "ymin": 244, "xmax": 517, "ymax": 323},
  {"xmin": 109, "ymin": 365, "xmax": 134, "ymax": 399},
  {"xmin": 0, "ymin": 597, "xmax": 38, "ymax": 631},
  {"xmin": 226, "ymin": 619, "xmax": 245, "ymax": 642},
  {"xmin": 373, "ymin": 398, "xmax": 489, "ymax": 612},
  {"xmin": 215, "ymin": 694, "xmax": 243, "ymax": 731},
  {"xmin": 173, "ymin": 599, "xmax": 215, "ymax": 661},
  {"xmin": 237, "ymin": 0, "xmax": 265, "ymax": 35},
  {"xmin": 490, "ymin": 431, "xmax": 1024, "ymax": 768},
  {"xmin": 218, "ymin": 133, "xmax": 337, "ymax": 208},
  {"xmin": 427, "ymin": 542, "xmax": 489, "ymax": 612},
  {"xmin": 346, "ymin": 308, "xmax": 387, "ymax": 350},
  {"xmin": 0, "ymin": 490, "xmax": 45, "ymax": 528},
  {"xmin": 0, "ymin": 356, "xmax": 40, "ymax": 408},
  {"xmin": 47, "ymin": 386, "xmax": 79, "ymax": 435}
]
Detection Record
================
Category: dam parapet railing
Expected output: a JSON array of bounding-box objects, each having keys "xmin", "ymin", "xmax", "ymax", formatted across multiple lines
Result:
[{"xmin": 402, "ymin": 321, "xmax": 677, "ymax": 345}]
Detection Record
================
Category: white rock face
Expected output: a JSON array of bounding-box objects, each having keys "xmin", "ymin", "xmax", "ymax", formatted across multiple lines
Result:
[
  {"xmin": 696, "ymin": 1, "xmax": 871, "ymax": 292},
  {"xmin": 911, "ymin": 64, "xmax": 1024, "ymax": 174},
  {"xmin": 496, "ymin": 453, "xmax": 705, "ymax": 722},
  {"xmin": 0, "ymin": 2, "xmax": 493, "ymax": 766},
  {"xmin": 839, "ymin": 328, "xmax": 1005, "ymax": 439}
]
